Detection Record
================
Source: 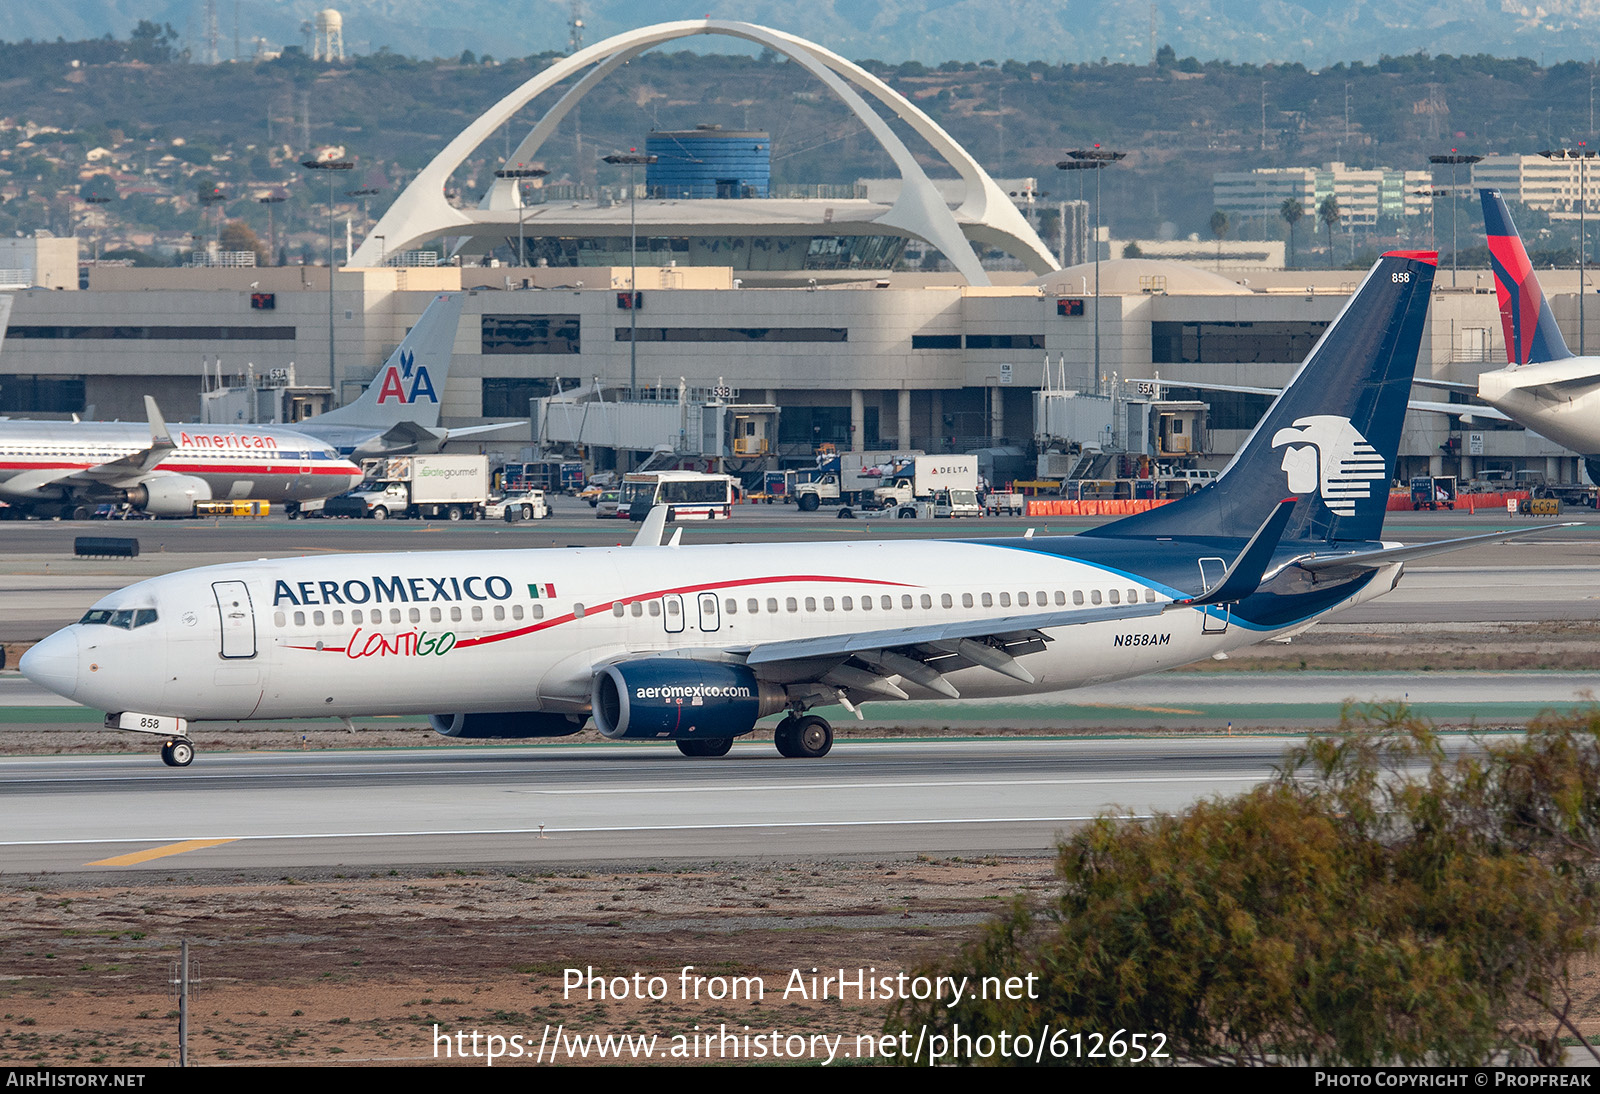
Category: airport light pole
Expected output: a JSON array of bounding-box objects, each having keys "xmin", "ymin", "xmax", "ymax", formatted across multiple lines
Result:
[
  {"xmin": 301, "ymin": 157, "xmax": 355, "ymax": 391},
  {"xmin": 1412, "ymin": 187, "xmax": 1450, "ymax": 254},
  {"xmin": 1428, "ymin": 152, "xmax": 1482, "ymax": 289},
  {"xmin": 80, "ymin": 192, "xmax": 111, "ymax": 265},
  {"xmin": 1057, "ymin": 148, "xmax": 1125, "ymax": 395},
  {"xmin": 493, "ymin": 166, "xmax": 549, "ymax": 267},
  {"xmin": 603, "ymin": 151, "xmax": 657, "ymax": 397},
  {"xmin": 1541, "ymin": 146, "xmax": 1597, "ymax": 354},
  {"xmin": 258, "ymin": 191, "xmax": 286, "ymax": 266}
]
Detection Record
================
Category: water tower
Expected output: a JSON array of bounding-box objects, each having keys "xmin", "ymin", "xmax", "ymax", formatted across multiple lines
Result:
[{"xmin": 314, "ymin": 9, "xmax": 344, "ymax": 62}]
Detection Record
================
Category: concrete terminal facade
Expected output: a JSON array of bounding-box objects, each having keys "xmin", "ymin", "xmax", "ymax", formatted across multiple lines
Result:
[{"xmin": 0, "ymin": 257, "xmax": 1585, "ymax": 484}]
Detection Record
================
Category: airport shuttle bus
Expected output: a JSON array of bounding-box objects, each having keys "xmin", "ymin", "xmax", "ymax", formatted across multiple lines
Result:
[{"xmin": 622, "ymin": 471, "xmax": 737, "ymax": 521}]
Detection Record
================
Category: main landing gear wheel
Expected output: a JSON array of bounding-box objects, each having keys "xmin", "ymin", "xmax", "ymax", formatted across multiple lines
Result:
[
  {"xmin": 677, "ymin": 737, "xmax": 734, "ymax": 758},
  {"xmin": 159, "ymin": 739, "xmax": 195, "ymax": 767},
  {"xmin": 774, "ymin": 715, "xmax": 833, "ymax": 759}
]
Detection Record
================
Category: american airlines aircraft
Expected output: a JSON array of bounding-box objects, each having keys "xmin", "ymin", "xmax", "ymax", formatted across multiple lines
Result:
[
  {"xmin": 20, "ymin": 252, "xmax": 1566, "ymax": 767},
  {"xmin": 0, "ymin": 397, "xmax": 362, "ymax": 519},
  {"xmin": 289, "ymin": 292, "xmax": 522, "ymax": 459}
]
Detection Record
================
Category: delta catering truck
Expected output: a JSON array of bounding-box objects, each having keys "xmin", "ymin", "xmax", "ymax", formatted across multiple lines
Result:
[
  {"xmin": 329, "ymin": 455, "xmax": 491, "ymax": 521},
  {"xmin": 872, "ymin": 455, "xmax": 980, "ymax": 515}
]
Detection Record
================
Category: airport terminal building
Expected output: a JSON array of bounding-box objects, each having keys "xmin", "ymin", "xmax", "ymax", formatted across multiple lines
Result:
[
  {"xmin": 0, "ymin": 256, "xmax": 1583, "ymax": 486},
  {"xmin": 0, "ymin": 19, "xmax": 1586, "ymax": 488}
]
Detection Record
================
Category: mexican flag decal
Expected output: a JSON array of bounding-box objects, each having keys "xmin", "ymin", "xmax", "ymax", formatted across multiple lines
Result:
[{"xmin": 528, "ymin": 582, "xmax": 557, "ymax": 599}]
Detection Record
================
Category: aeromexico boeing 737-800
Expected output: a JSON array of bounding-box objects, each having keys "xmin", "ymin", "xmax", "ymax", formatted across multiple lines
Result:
[
  {"xmin": 0, "ymin": 397, "xmax": 362, "ymax": 519},
  {"xmin": 20, "ymin": 252, "xmax": 1567, "ymax": 766}
]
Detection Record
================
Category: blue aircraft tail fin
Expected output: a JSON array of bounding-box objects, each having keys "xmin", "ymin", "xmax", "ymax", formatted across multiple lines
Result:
[{"xmin": 1088, "ymin": 250, "xmax": 1437, "ymax": 545}]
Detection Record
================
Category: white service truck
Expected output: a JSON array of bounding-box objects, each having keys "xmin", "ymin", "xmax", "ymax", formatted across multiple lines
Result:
[
  {"xmin": 873, "ymin": 455, "xmax": 980, "ymax": 515},
  {"xmin": 793, "ymin": 450, "xmax": 920, "ymax": 511},
  {"xmin": 333, "ymin": 455, "xmax": 491, "ymax": 521}
]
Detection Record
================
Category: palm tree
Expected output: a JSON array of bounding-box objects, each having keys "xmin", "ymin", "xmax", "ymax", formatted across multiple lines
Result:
[
  {"xmin": 1318, "ymin": 196, "xmax": 1342, "ymax": 268},
  {"xmin": 1209, "ymin": 210, "xmax": 1229, "ymax": 268},
  {"xmin": 1280, "ymin": 197, "xmax": 1304, "ymax": 268}
]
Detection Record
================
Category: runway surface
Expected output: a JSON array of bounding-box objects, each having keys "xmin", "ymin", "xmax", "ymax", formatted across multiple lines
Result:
[{"xmin": 0, "ymin": 737, "xmax": 1329, "ymax": 874}]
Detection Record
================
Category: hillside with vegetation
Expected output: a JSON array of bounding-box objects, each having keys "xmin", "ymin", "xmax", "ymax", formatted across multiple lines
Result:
[{"xmin": 2, "ymin": 25, "xmax": 1595, "ymax": 266}]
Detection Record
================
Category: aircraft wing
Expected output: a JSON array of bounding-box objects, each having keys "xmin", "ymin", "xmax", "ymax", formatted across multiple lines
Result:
[
  {"xmin": 1292, "ymin": 523, "xmax": 1577, "ymax": 578},
  {"xmin": 728, "ymin": 599, "xmax": 1170, "ymax": 703},
  {"xmin": 1127, "ymin": 377, "xmax": 1280, "ymax": 396},
  {"xmin": 1130, "ymin": 377, "xmax": 1507, "ymax": 421},
  {"xmin": 67, "ymin": 396, "xmax": 178, "ymax": 488},
  {"xmin": 730, "ymin": 499, "xmax": 1296, "ymax": 704}
]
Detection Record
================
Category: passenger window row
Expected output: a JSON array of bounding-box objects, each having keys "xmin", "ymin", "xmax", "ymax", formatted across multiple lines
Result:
[
  {"xmin": 273, "ymin": 603, "xmax": 544, "ymax": 629},
  {"xmin": 269, "ymin": 583, "xmax": 1162, "ymax": 632}
]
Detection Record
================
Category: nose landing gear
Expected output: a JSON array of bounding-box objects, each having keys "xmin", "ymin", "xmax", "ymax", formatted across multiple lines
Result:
[{"xmin": 159, "ymin": 738, "xmax": 195, "ymax": 767}]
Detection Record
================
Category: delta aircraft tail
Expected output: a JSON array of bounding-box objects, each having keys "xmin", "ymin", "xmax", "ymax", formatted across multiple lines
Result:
[
  {"xmin": 1481, "ymin": 188, "xmax": 1573, "ymax": 367},
  {"xmin": 1089, "ymin": 250, "xmax": 1437, "ymax": 545}
]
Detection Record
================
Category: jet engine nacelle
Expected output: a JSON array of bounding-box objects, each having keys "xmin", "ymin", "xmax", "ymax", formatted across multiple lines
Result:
[
  {"xmin": 127, "ymin": 475, "xmax": 212, "ymax": 516},
  {"xmin": 591, "ymin": 660, "xmax": 786, "ymax": 741},
  {"xmin": 429, "ymin": 711, "xmax": 588, "ymax": 739}
]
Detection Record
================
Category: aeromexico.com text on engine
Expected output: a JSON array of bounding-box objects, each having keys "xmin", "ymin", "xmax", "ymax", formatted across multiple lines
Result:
[{"xmin": 633, "ymin": 684, "xmax": 755, "ymax": 700}]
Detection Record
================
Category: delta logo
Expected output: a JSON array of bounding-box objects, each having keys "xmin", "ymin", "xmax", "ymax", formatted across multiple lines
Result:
[{"xmin": 375, "ymin": 350, "xmax": 438, "ymax": 405}]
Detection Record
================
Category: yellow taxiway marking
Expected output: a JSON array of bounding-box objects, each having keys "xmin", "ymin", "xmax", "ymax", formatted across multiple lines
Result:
[{"xmin": 88, "ymin": 839, "xmax": 238, "ymax": 867}]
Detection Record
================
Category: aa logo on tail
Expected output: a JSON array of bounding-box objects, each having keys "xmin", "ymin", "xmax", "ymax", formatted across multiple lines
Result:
[
  {"xmin": 1271, "ymin": 415, "xmax": 1387, "ymax": 516},
  {"xmin": 375, "ymin": 350, "xmax": 438, "ymax": 405}
]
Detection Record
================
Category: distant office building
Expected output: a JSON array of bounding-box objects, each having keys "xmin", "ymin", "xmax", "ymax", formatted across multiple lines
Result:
[
  {"xmin": 1474, "ymin": 154, "xmax": 1598, "ymax": 220},
  {"xmin": 1213, "ymin": 163, "xmax": 1432, "ymax": 228}
]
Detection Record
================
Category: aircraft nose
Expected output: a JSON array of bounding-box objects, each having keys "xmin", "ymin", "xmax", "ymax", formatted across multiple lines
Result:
[{"xmin": 20, "ymin": 628, "xmax": 80, "ymax": 701}]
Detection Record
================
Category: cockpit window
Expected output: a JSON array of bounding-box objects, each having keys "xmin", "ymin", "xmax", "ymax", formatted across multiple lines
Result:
[{"xmin": 79, "ymin": 608, "xmax": 158, "ymax": 629}]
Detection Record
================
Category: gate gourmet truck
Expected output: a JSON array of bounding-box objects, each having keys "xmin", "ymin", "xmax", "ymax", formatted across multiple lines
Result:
[{"xmin": 330, "ymin": 455, "xmax": 490, "ymax": 521}]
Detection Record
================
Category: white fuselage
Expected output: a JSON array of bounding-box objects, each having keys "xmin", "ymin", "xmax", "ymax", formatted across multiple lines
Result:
[
  {"xmin": 25, "ymin": 539, "xmax": 1396, "ymax": 723},
  {"xmin": 0, "ymin": 421, "xmax": 363, "ymax": 505}
]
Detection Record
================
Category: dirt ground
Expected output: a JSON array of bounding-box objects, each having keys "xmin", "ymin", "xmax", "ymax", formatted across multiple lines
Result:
[
  {"xmin": 7, "ymin": 621, "xmax": 1600, "ymax": 1066},
  {"xmin": 0, "ymin": 857, "xmax": 1060, "ymax": 1066}
]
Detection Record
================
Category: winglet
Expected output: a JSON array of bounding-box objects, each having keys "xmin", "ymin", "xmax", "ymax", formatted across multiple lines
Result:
[
  {"xmin": 630, "ymin": 504, "xmax": 669, "ymax": 548},
  {"xmin": 144, "ymin": 395, "xmax": 173, "ymax": 448},
  {"xmin": 1177, "ymin": 497, "xmax": 1297, "ymax": 608}
]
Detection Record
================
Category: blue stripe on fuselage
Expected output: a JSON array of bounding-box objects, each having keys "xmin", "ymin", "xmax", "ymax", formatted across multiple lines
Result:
[{"xmin": 966, "ymin": 535, "xmax": 1381, "ymax": 631}]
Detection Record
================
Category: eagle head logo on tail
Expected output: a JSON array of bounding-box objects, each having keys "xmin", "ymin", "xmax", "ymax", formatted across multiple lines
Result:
[{"xmin": 1270, "ymin": 414, "xmax": 1386, "ymax": 516}]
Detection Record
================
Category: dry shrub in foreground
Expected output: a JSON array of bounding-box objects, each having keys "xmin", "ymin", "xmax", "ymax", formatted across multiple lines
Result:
[{"xmin": 892, "ymin": 705, "xmax": 1600, "ymax": 1066}]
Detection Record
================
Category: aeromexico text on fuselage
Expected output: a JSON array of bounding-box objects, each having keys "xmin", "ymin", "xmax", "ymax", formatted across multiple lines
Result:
[{"xmin": 272, "ymin": 573, "xmax": 528, "ymax": 607}]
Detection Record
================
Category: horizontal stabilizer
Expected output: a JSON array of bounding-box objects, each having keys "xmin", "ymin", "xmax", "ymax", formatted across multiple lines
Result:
[{"xmin": 1295, "ymin": 523, "xmax": 1577, "ymax": 577}]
